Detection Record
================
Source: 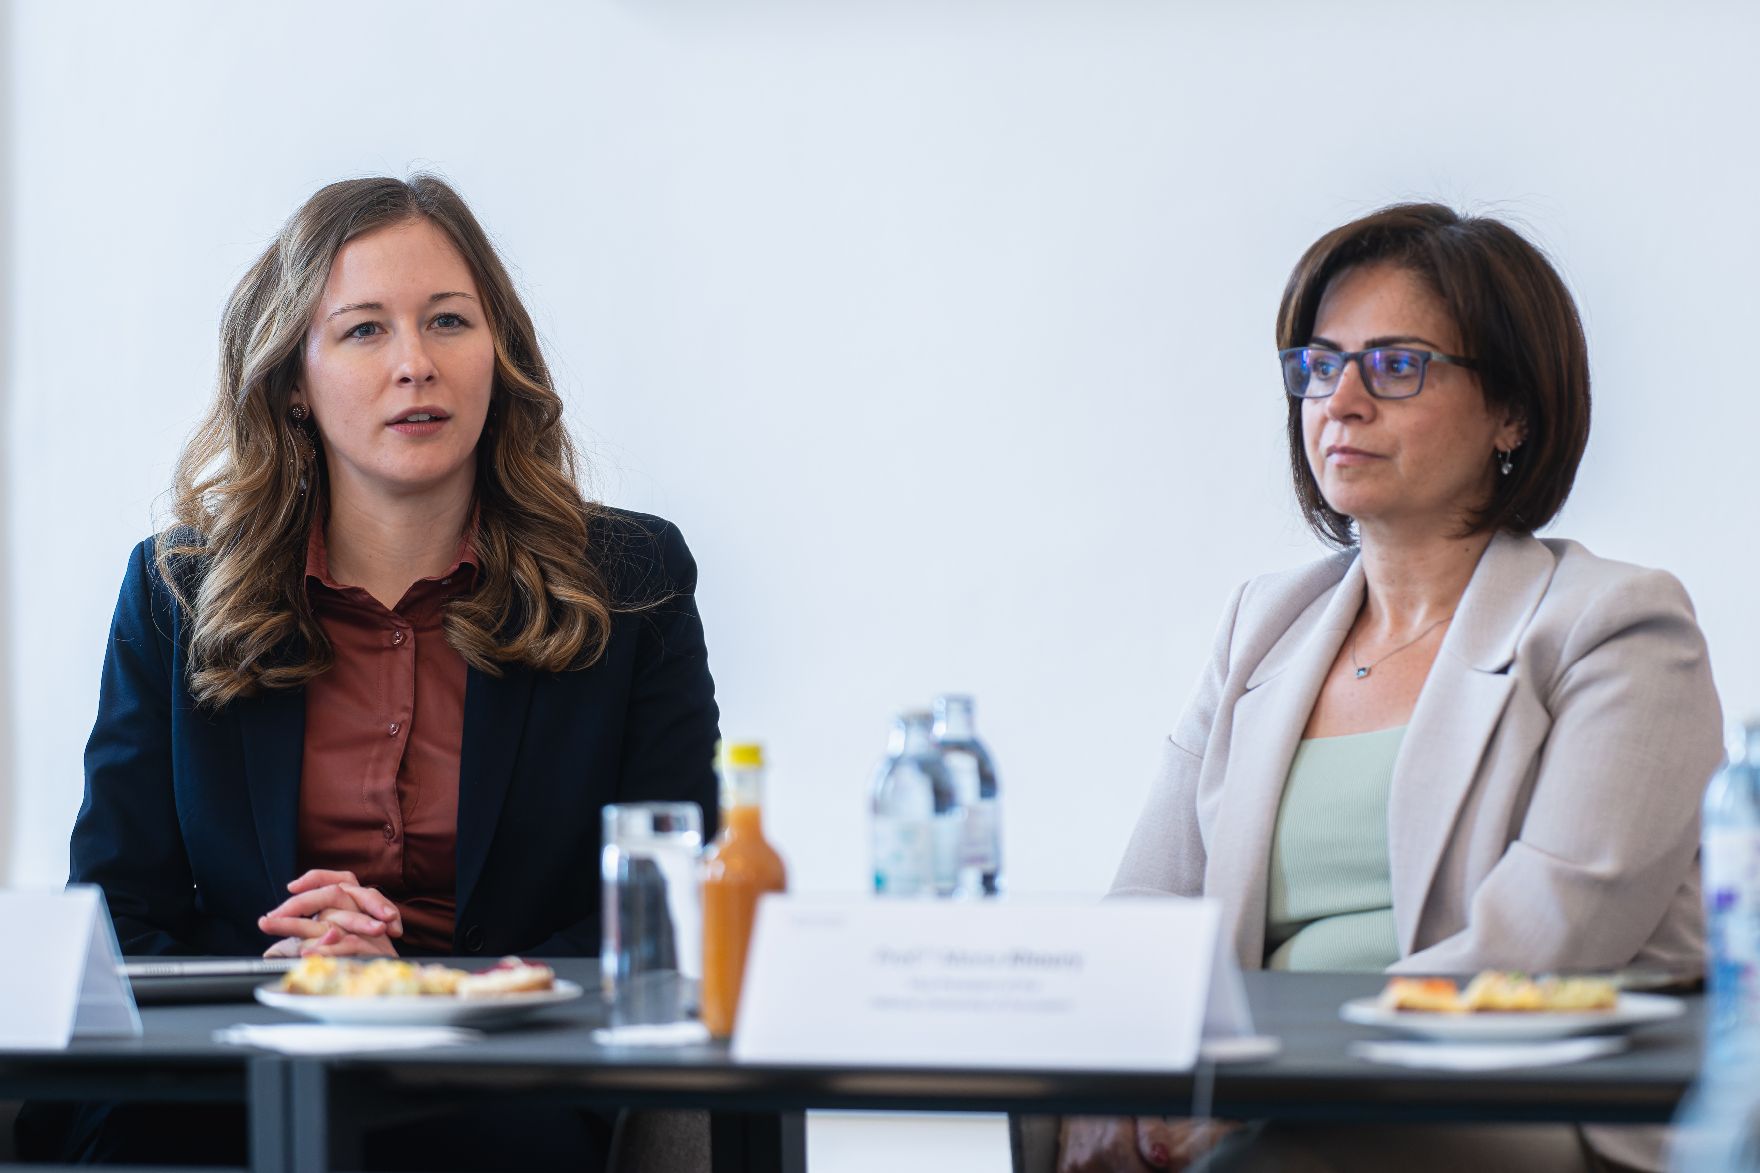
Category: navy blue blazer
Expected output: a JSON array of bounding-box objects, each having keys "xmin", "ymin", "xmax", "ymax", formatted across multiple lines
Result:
[{"xmin": 71, "ymin": 508, "xmax": 720, "ymax": 959}]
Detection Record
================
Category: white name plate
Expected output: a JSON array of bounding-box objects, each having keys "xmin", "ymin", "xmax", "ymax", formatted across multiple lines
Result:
[
  {"xmin": 0, "ymin": 886, "xmax": 141, "ymax": 1050},
  {"xmin": 733, "ymin": 894, "xmax": 1230, "ymax": 1071}
]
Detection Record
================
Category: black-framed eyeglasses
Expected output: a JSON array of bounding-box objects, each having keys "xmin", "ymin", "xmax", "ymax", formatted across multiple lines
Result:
[{"xmin": 1279, "ymin": 346, "xmax": 1477, "ymax": 401}]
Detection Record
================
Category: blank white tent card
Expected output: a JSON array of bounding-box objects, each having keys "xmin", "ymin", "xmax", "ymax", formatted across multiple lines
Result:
[{"xmin": 0, "ymin": 886, "xmax": 141, "ymax": 1049}]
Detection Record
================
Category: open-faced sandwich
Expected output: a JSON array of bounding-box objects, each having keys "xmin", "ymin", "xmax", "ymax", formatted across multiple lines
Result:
[
  {"xmin": 1379, "ymin": 971, "xmax": 1618, "ymax": 1014},
  {"xmin": 1379, "ymin": 977, "xmax": 1464, "ymax": 1013},
  {"xmin": 278, "ymin": 955, "xmax": 554, "ymax": 998},
  {"xmin": 457, "ymin": 958, "xmax": 556, "ymax": 999}
]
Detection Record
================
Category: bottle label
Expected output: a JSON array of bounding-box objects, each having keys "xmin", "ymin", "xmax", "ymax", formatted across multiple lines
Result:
[
  {"xmin": 1705, "ymin": 828, "xmax": 1760, "ymax": 898},
  {"xmin": 961, "ymin": 798, "xmax": 1001, "ymax": 871},
  {"xmin": 873, "ymin": 816, "xmax": 933, "ymax": 897},
  {"xmin": 932, "ymin": 811, "xmax": 964, "ymax": 894},
  {"xmin": 1704, "ymin": 827, "xmax": 1760, "ymax": 1031}
]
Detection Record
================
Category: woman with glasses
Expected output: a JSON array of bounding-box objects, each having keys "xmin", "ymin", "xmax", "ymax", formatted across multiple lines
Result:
[{"xmin": 1051, "ymin": 205, "xmax": 1720, "ymax": 1172}]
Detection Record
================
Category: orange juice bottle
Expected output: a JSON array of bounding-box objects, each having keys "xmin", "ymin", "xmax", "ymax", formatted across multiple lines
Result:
[{"xmin": 700, "ymin": 741, "xmax": 788, "ymax": 1038}]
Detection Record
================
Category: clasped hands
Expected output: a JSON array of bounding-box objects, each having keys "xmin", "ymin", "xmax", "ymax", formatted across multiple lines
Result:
[{"xmin": 259, "ymin": 869, "xmax": 404, "ymax": 958}]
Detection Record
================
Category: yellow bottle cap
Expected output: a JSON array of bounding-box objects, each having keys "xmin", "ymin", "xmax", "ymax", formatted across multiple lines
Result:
[{"xmin": 718, "ymin": 741, "xmax": 765, "ymax": 769}]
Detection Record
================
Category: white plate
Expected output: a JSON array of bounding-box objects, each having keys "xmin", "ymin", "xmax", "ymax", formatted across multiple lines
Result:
[
  {"xmin": 255, "ymin": 978, "xmax": 584, "ymax": 1028},
  {"xmin": 1340, "ymin": 992, "xmax": 1683, "ymax": 1042}
]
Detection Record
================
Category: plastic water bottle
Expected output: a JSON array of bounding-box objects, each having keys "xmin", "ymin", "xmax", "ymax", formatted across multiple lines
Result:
[
  {"xmin": 932, "ymin": 694, "xmax": 1002, "ymax": 898},
  {"xmin": 871, "ymin": 710, "xmax": 959, "ymax": 897},
  {"xmin": 1667, "ymin": 1025, "xmax": 1760, "ymax": 1171},
  {"xmin": 1704, "ymin": 719, "xmax": 1760, "ymax": 1036}
]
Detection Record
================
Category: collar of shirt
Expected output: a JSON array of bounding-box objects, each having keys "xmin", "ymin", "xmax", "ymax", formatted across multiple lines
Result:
[{"xmin": 304, "ymin": 513, "xmax": 480, "ymax": 614}]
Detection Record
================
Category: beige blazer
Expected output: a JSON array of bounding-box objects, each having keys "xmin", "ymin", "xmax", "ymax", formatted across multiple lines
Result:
[{"xmin": 1112, "ymin": 529, "xmax": 1722, "ymax": 975}]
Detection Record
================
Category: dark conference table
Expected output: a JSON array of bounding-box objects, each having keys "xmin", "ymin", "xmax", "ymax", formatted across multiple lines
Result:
[{"xmin": 0, "ymin": 963, "xmax": 1705, "ymax": 1173}]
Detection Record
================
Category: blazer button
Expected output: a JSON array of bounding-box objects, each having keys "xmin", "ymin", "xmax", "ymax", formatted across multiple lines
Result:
[{"xmin": 463, "ymin": 925, "xmax": 485, "ymax": 953}]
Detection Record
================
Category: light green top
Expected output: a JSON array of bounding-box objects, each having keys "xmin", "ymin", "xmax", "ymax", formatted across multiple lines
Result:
[{"xmin": 1264, "ymin": 725, "xmax": 1406, "ymax": 972}]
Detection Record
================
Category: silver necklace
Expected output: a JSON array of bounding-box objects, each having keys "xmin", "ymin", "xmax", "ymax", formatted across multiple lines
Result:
[{"xmin": 1349, "ymin": 614, "xmax": 1453, "ymax": 680}]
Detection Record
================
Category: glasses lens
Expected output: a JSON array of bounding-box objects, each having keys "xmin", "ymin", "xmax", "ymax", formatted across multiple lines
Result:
[
  {"xmin": 1282, "ymin": 348, "xmax": 1340, "ymax": 398},
  {"xmin": 1364, "ymin": 349, "xmax": 1427, "ymax": 399}
]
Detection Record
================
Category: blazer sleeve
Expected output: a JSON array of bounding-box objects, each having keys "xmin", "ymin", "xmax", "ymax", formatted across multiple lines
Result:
[
  {"xmin": 1392, "ymin": 568, "xmax": 1722, "ymax": 974},
  {"xmin": 1109, "ymin": 582, "xmax": 1247, "ymax": 900},
  {"xmin": 609, "ymin": 519, "xmax": 721, "ymax": 818},
  {"xmin": 525, "ymin": 518, "xmax": 721, "ymax": 957},
  {"xmin": 72, "ymin": 539, "xmax": 204, "ymax": 954}
]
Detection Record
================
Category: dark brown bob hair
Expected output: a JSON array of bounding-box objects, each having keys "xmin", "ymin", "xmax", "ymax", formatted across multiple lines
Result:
[{"xmin": 1276, "ymin": 203, "xmax": 1591, "ymax": 548}]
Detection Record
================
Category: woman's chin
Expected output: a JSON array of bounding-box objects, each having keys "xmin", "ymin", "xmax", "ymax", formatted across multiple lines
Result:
[
  {"xmin": 1320, "ymin": 490, "xmax": 1381, "ymax": 521},
  {"xmin": 346, "ymin": 460, "xmax": 477, "ymax": 502}
]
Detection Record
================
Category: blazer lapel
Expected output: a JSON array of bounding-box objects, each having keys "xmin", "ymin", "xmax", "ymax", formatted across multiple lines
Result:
[
  {"xmin": 1388, "ymin": 531, "xmax": 1556, "ymax": 956},
  {"xmin": 456, "ymin": 663, "xmax": 537, "ymax": 915},
  {"xmin": 1207, "ymin": 556, "xmax": 1365, "ymax": 969},
  {"xmin": 237, "ymin": 685, "xmax": 306, "ymax": 895}
]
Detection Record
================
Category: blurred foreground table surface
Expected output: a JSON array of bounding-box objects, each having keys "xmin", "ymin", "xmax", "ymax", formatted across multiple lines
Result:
[{"xmin": 0, "ymin": 963, "xmax": 1704, "ymax": 1172}]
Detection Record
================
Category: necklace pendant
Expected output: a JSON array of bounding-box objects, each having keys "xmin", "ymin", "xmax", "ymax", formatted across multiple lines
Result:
[{"xmin": 1354, "ymin": 666, "xmax": 1370, "ymax": 679}]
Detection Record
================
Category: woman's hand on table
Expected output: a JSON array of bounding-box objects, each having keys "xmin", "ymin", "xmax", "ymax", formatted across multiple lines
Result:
[
  {"xmin": 258, "ymin": 869, "xmax": 404, "ymax": 957},
  {"xmin": 1057, "ymin": 1115, "xmax": 1240, "ymax": 1171}
]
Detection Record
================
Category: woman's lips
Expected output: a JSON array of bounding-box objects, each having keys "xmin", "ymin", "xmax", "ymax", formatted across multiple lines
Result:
[
  {"xmin": 388, "ymin": 417, "xmax": 447, "ymax": 437},
  {"xmin": 1325, "ymin": 445, "xmax": 1382, "ymax": 466},
  {"xmin": 387, "ymin": 407, "xmax": 449, "ymax": 437}
]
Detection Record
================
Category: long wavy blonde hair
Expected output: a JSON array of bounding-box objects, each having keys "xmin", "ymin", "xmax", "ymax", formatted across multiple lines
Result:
[{"xmin": 161, "ymin": 174, "xmax": 613, "ymax": 708}]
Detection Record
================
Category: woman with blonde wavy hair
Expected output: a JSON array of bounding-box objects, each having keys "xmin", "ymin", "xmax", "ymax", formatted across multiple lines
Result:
[{"xmin": 45, "ymin": 174, "xmax": 719, "ymax": 1168}]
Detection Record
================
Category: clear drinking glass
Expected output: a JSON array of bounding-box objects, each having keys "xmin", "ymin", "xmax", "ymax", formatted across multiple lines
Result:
[{"xmin": 601, "ymin": 801, "xmax": 703, "ymax": 1024}]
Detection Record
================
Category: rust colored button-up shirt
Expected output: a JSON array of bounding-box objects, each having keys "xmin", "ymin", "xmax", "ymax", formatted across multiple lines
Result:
[{"xmin": 296, "ymin": 524, "xmax": 476, "ymax": 955}]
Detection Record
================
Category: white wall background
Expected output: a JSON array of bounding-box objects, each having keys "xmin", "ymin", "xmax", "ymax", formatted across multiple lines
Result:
[{"xmin": 6, "ymin": 0, "xmax": 1759, "ymax": 901}]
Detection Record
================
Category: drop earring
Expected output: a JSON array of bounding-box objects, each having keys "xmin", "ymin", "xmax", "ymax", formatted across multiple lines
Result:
[
  {"xmin": 287, "ymin": 404, "xmax": 316, "ymax": 494},
  {"xmin": 1497, "ymin": 448, "xmax": 1514, "ymax": 476}
]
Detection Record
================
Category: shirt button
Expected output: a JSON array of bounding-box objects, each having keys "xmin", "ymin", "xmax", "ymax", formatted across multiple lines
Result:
[
  {"xmin": 391, "ymin": 630, "xmax": 406, "ymax": 646},
  {"xmin": 382, "ymin": 823, "xmax": 396, "ymax": 841},
  {"xmin": 388, "ymin": 722, "xmax": 400, "ymax": 736}
]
